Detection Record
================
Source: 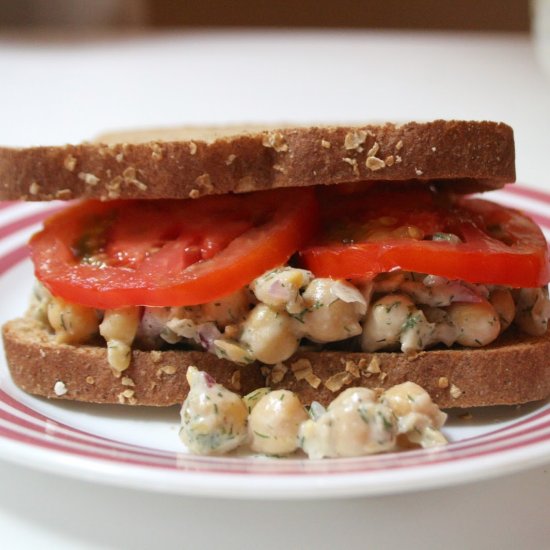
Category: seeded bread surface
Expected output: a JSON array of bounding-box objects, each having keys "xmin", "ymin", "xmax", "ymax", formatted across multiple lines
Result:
[
  {"xmin": 4, "ymin": 318, "xmax": 548, "ymax": 409},
  {"xmin": 0, "ymin": 120, "xmax": 515, "ymax": 201}
]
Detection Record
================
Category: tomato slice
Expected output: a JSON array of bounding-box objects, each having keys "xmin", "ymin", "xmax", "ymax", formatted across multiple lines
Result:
[
  {"xmin": 31, "ymin": 189, "xmax": 319, "ymax": 308},
  {"xmin": 299, "ymin": 185, "xmax": 550, "ymax": 288}
]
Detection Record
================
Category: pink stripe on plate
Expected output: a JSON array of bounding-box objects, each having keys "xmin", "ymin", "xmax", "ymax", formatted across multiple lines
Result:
[
  {"xmin": 0, "ymin": 205, "xmax": 64, "ymax": 240},
  {"xmin": 0, "ymin": 245, "xmax": 29, "ymax": 275},
  {"xmin": 0, "ymin": 421, "xmax": 177, "ymax": 470},
  {"xmin": 0, "ymin": 392, "xmax": 548, "ymax": 474},
  {"xmin": 504, "ymin": 185, "xmax": 550, "ymax": 204},
  {"xmin": 0, "ymin": 396, "xmax": 177, "ymax": 462},
  {"xmin": 0, "ymin": 202, "xmax": 20, "ymax": 212}
]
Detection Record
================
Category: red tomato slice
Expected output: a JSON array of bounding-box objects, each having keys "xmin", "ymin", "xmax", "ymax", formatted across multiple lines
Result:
[
  {"xmin": 31, "ymin": 189, "xmax": 319, "ymax": 308},
  {"xmin": 299, "ymin": 186, "xmax": 550, "ymax": 288}
]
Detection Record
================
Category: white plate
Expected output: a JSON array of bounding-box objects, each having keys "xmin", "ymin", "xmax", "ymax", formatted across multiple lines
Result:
[{"xmin": 0, "ymin": 188, "xmax": 549, "ymax": 499}]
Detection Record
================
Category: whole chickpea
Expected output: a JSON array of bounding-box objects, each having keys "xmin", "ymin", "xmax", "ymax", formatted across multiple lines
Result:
[
  {"xmin": 240, "ymin": 304, "xmax": 301, "ymax": 364},
  {"xmin": 361, "ymin": 293, "xmax": 415, "ymax": 351},
  {"xmin": 301, "ymin": 279, "xmax": 364, "ymax": 343},
  {"xmin": 489, "ymin": 288, "xmax": 515, "ymax": 331},
  {"xmin": 47, "ymin": 297, "xmax": 99, "ymax": 344},
  {"xmin": 447, "ymin": 301, "xmax": 500, "ymax": 347},
  {"xmin": 249, "ymin": 390, "xmax": 308, "ymax": 455}
]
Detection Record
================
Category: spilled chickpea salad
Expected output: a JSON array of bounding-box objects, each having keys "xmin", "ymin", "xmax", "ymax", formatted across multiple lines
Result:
[{"xmin": 179, "ymin": 366, "xmax": 447, "ymax": 458}]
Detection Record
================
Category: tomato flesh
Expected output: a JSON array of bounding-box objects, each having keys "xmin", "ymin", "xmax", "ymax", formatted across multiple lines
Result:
[
  {"xmin": 299, "ymin": 185, "xmax": 550, "ymax": 288},
  {"xmin": 31, "ymin": 189, "xmax": 319, "ymax": 308}
]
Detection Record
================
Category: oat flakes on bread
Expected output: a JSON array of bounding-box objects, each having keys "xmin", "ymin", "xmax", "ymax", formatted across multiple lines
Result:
[
  {"xmin": 0, "ymin": 120, "xmax": 514, "ymax": 201},
  {"xmin": 1, "ymin": 119, "xmax": 549, "ymax": 411}
]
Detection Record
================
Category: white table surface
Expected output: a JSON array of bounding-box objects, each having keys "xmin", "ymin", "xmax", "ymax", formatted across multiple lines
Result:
[{"xmin": 0, "ymin": 29, "xmax": 549, "ymax": 549}]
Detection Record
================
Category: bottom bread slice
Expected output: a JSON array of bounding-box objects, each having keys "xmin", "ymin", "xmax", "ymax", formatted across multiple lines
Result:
[{"xmin": 3, "ymin": 317, "xmax": 550, "ymax": 408}]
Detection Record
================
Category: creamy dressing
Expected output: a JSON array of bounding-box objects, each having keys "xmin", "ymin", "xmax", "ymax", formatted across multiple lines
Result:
[{"xmin": 179, "ymin": 366, "xmax": 249, "ymax": 455}]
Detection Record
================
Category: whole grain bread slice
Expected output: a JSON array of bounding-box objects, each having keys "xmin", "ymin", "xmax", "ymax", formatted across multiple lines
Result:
[
  {"xmin": 4, "ymin": 317, "xmax": 548, "ymax": 409},
  {"xmin": 0, "ymin": 120, "xmax": 515, "ymax": 201}
]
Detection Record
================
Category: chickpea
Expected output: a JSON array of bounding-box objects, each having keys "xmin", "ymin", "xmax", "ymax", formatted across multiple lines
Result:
[
  {"xmin": 399, "ymin": 309, "xmax": 436, "ymax": 354},
  {"xmin": 201, "ymin": 288, "xmax": 251, "ymax": 328},
  {"xmin": 361, "ymin": 293, "xmax": 415, "ymax": 351},
  {"xmin": 447, "ymin": 301, "xmax": 500, "ymax": 347},
  {"xmin": 240, "ymin": 304, "xmax": 301, "ymax": 364},
  {"xmin": 28, "ymin": 283, "xmax": 52, "ymax": 325},
  {"xmin": 372, "ymin": 271, "xmax": 406, "ymax": 294},
  {"xmin": 99, "ymin": 307, "xmax": 140, "ymax": 374},
  {"xmin": 300, "ymin": 390, "xmax": 397, "ymax": 459},
  {"xmin": 381, "ymin": 382, "xmax": 447, "ymax": 448},
  {"xmin": 47, "ymin": 297, "xmax": 99, "ymax": 344},
  {"xmin": 301, "ymin": 279, "xmax": 364, "ymax": 343},
  {"xmin": 381, "ymin": 382, "xmax": 446, "ymax": 429},
  {"xmin": 249, "ymin": 390, "xmax": 308, "ymax": 455},
  {"xmin": 514, "ymin": 288, "xmax": 550, "ymax": 336},
  {"xmin": 329, "ymin": 387, "xmax": 377, "ymax": 409},
  {"xmin": 251, "ymin": 267, "xmax": 313, "ymax": 314},
  {"xmin": 243, "ymin": 387, "xmax": 271, "ymax": 413},
  {"xmin": 489, "ymin": 288, "xmax": 515, "ymax": 331},
  {"xmin": 423, "ymin": 307, "xmax": 457, "ymax": 347},
  {"xmin": 180, "ymin": 366, "xmax": 248, "ymax": 455},
  {"xmin": 213, "ymin": 339, "xmax": 253, "ymax": 364}
]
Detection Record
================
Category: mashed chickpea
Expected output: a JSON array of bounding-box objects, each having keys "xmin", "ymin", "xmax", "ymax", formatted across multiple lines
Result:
[{"xmin": 180, "ymin": 367, "xmax": 248, "ymax": 455}]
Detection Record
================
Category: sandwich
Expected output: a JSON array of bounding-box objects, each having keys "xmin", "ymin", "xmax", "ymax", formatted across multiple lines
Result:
[{"xmin": 1, "ymin": 120, "xmax": 549, "ymax": 411}]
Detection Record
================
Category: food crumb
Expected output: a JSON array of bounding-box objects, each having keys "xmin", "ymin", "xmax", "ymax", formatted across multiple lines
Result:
[
  {"xmin": 63, "ymin": 155, "xmax": 77, "ymax": 172},
  {"xmin": 121, "ymin": 376, "xmax": 135, "ymax": 387},
  {"xmin": 230, "ymin": 370, "xmax": 242, "ymax": 391},
  {"xmin": 262, "ymin": 131, "xmax": 288, "ymax": 152},
  {"xmin": 78, "ymin": 172, "xmax": 100, "ymax": 186},
  {"xmin": 366, "ymin": 356, "xmax": 381, "ymax": 374},
  {"xmin": 291, "ymin": 358, "xmax": 313, "ymax": 381},
  {"xmin": 118, "ymin": 388, "xmax": 136, "ymax": 404},
  {"xmin": 366, "ymin": 156, "xmax": 386, "ymax": 171},
  {"xmin": 29, "ymin": 182, "xmax": 41, "ymax": 195},
  {"xmin": 438, "ymin": 376, "xmax": 449, "ymax": 389},
  {"xmin": 157, "ymin": 365, "xmax": 177, "ymax": 376},
  {"xmin": 270, "ymin": 362, "xmax": 288, "ymax": 384},
  {"xmin": 344, "ymin": 129, "xmax": 367, "ymax": 150},
  {"xmin": 342, "ymin": 157, "xmax": 360, "ymax": 175},
  {"xmin": 54, "ymin": 381, "xmax": 68, "ymax": 396},
  {"xmin": 324, "ymin": 371, "xmax": 353, "ymax": 392},
  {"xmin": 450, "ymin": 383, "xmax": 463, "ymax": 399}
]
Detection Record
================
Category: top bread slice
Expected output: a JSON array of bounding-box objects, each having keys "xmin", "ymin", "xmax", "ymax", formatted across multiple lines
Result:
[{"xmin": 0, "ymin": 120, "xmax": 515, "ymax": 201}]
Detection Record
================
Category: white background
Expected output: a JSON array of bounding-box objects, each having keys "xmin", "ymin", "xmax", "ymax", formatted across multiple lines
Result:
[{"xmin": 0, "ymin": 30, "xmax": 549, "ymax": 548}]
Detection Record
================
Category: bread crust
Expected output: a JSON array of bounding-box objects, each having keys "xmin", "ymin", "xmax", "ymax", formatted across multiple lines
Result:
[
  {"xmin": 0, "ymin": 120, "xmax": 515, "ymax": 201},
  {"xmin": 4, "ymin": 317, "xmax": 548, "ymax": 409}
]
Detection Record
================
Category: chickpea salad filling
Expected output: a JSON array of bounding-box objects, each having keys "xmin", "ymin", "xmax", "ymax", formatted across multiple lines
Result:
[
  {"xmin": 29, "ymin": 266, "xmax": 550, "ymax": 377},
  {"xmin": 179, "ymin": 366, "xmax": 448, "ymax": 458}
]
